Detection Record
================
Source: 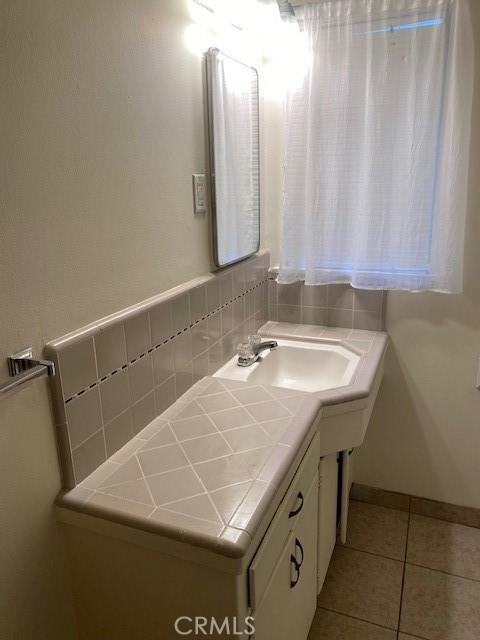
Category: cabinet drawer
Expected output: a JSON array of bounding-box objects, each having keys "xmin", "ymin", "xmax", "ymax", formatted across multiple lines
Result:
[
  {"xmin": 252, "ymin": 473, "xmax": 318, "ymax": 640},
  {"xmin": 249, "ymin": 433, "xmax": 320, "ymax": 608}
]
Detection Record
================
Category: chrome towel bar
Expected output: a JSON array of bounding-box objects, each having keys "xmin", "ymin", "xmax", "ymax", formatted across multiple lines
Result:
[{"xmin": 0, "ymin": 347, "xmax": 55, "ymax": 397}]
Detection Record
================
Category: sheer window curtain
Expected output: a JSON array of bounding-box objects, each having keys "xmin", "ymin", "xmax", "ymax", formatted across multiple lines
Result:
[{"xmin": 278, "ymin": 0, "xmax": 473, "ymax": 292}]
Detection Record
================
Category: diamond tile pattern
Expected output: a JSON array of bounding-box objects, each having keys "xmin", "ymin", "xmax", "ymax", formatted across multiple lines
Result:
[
  {"xmin": 181, "ymin": 433, "xmax": 232, "ymax": 464},
  {"xmin": 103, "ymin": 478, "xmax": 154, "ymax": 505},
  {"xmin": 73, "ymin": 377, "xmax": 308, "ymax": 545},
  {"xmin": 222, "ymin": 424, "xmax": 271, "ymax": 452},
  {"xmin": 139, "ymin": 426, "xmax": 176, "ymax": 450},
  {"xmin": 162, "ymin": 494, "xmax": 220, "ymax": 523},
  {"xmin": 137, "ymin": 443, "xmax": 188, "ymax": 476},
  {"xmin": 209, "ymin": 406, "xmax": 255, "ymax": 431}
]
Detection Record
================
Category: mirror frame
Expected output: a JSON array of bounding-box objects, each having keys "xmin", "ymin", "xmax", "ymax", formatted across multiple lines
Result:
[{"xmin": 205, "ymin": 47, "xmax": 261, "ymax": 269}]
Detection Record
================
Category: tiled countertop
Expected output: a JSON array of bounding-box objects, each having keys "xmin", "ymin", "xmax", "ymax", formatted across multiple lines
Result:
[{"xmin": 57, "ymin": 324, "xmax": 388, "ymax": 559}]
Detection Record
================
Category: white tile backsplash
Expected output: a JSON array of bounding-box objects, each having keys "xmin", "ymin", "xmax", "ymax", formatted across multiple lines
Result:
[
  {"xmin": 268, "ymin": 273, "xmax": 385, "ymax": 331},
  {"xmin": 46, "ymin": 252, "xmax": 269, "ymax": 486}
]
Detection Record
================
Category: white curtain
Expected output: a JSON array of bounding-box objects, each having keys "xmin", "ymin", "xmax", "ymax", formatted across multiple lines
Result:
[
  {"xmin": 210, "ymin": 49, "xmax": 260, "ymax": 267},
  {"xmin": 278, "ymin": 0, "xmax": 473, "ymax": 292}
]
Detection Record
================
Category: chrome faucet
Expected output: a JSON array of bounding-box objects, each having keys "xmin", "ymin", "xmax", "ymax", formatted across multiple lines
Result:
[{"xmin": 237, "ymin": 335, "xmax": 278, "ymax": 367}]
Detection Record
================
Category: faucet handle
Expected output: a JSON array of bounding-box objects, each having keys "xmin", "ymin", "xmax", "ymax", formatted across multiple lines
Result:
[
  {"xmin": 248, "ymin": 334, "xmax": 262, "ymax": 346},
  {"xmin": 237, "ymin": 342, "xmax": 253, "ymax": 358}
]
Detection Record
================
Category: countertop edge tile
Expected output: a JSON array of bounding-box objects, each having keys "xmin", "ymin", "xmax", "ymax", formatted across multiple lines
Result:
[{"xmin": 56, "ymin": 490, "xmax": 252, "ymax": 559}]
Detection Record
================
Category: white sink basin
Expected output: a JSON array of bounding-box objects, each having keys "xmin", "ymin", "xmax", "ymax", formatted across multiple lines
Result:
[{"xmin": 214, "ymin": 338, "xmax": 360, "ymax": 393}]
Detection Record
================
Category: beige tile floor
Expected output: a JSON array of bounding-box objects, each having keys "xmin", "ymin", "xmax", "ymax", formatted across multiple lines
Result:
[{"xmin": 309, "ymin": 499, "xmax": 480, "ymax": 640}]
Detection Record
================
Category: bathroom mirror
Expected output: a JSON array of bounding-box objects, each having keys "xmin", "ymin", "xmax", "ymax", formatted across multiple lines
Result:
[{"xmin": 206, "ymin": 48, "xmax": 260, "ymax": 268}]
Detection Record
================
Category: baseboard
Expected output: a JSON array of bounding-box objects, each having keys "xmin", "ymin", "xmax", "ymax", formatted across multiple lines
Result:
[{"xmin": 350, "ymin": 483, "xmax": 480, "ymax": 529}]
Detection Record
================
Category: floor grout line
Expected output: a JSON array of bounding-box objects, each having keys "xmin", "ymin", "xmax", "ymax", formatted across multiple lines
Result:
[
  {"xmin": 342, "ymin": 499, "xmax": 480, "ymax": 581},
  {"xmin": 346, "ymin": 503, "xmax": 480, "ymax": 584},
  {"xmin": 394, "ymin": 631, "xmax": 433, "ymax": 640},
  {"xmin": 404, "ymin": 561, "xmax": 480, "ymax": 584},
  {"xmin": 352, "ymin": 483, "xmax": 480, "ymax": 531},
  {"xmin": 395, "ymin": 501, "xmax": 410, "ymax": 639},
  {"xmin": 337, "ymin": 543, "xmax": 404, "ymax": 564},
  {"xmin": 409, "ymin": 510, "xmax": 480, "ymax": 532},
  {"xmin": 349, "ymin": 497, "xmax": 410, "ymax": 514},
  {"xmin": 316, "ymin": 605, "xmax": 397, "ymax": 632},
  {"xmin": 316, "ymin": 497, "xmax": 480, "ymax": 639},
  {"xmin": 351, "ymin": 502, "xmax": 480, "ymax": 530}
]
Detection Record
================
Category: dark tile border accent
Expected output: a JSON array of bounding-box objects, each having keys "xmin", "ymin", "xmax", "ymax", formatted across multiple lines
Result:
[{"xmin": 63, "ymin": 277, "xmax": 268, "ymax": 403}]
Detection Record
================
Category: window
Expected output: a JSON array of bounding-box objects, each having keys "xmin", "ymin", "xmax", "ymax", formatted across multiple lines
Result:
[{"xmin": 278, "ymin": 0, "xmax": 473, "ymax": 292}]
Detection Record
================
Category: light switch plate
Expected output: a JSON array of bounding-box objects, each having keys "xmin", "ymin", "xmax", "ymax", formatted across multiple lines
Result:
[{"xmin": 192, "ymin": 174, "xmax": 206, "ymax": 214}]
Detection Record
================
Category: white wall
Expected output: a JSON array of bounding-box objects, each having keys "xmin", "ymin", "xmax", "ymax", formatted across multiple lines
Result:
[
  {"xmin": 0, "ymin": 1, "xmax": 224, "ymax": 637},
  {"xmin": 262, "ymin": 95, "xmax": 285, "ymax": 265}
]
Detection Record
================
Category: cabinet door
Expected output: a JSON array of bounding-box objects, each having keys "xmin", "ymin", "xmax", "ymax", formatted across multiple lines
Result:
[
  {"xmin": 317, "ymin": 453, "xmax": 338, "ymax": 593},
  {"xmin": 252, "ymin": 474, "xmax": 318, "ymax": 640},
  {"xmin": 249, "ymin": 434, "xmax": 320, "ymax": 608},
  {"xmin": 339, "ymin": 449, "xmax": 355, "ymax": 544}
]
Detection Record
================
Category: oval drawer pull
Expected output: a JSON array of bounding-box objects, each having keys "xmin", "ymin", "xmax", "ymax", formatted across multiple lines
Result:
[
  {"xmin": 290, "ymin": 557, "xmax": 300, "ymax": 588},
  {"xmin": 290, "ymin": 538, "xmax": 304, "ymax": 588},
  {"xmin": 293, "ymin": 537, "xmax": 304, "ymax": 566},
  {"xmin": 288, "ymin": 491, "xmax": 304, "ymax": 518}
]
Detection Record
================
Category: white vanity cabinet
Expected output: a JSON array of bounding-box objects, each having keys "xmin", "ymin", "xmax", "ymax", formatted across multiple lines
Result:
[
  {"xmin": 249, "ymin": 435, "xmax": 320, "ymax": 640},
  {"xmin": 55, "ymin": 325, "xmax": 387, "ymax": 640},
  {"xmin": 317, "ymin": 453, "xmax": 339, "ymax": 592},
  {"xmin": 251, "ymin": 474, "xmax": 318, "ymax": 640}
]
